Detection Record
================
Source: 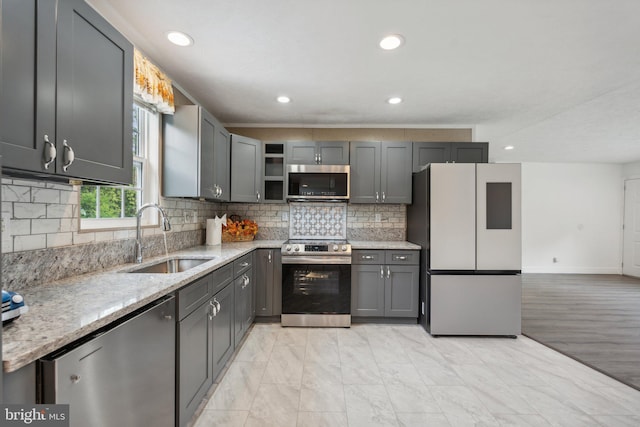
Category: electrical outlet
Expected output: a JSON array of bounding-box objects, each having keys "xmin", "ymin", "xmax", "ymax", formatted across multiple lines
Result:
[
  {"xmin": 191, "ymin": 211, "xmax": 198, "ymax": 223},
  {"xmin": 282, "ymin": 212, "xmax": 289, "ymax": 221},
  {"xmin": 183, "ymin": 211, "xmax": 190, "ymax": 223},
  {"xmin": 375, "ymin": 213, "xmax": 382, "ymax": 222},
  {"xmin": 553, "ymin": 257, "xmax": 558, "ymax": 263}
]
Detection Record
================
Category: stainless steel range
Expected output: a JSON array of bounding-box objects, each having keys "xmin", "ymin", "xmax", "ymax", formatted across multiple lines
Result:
[{"xmin": 281, "ymin": 239, "xmax": 352, "ymax": 327}]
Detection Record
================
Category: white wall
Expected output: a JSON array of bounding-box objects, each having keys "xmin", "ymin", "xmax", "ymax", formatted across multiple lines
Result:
[
  {"xmin": 622, "ymin": 161, "xmax": 640, "ymax": 179},
  {"xmin": 522, "ymin": 163, "xmax": 623, "ymax": 274}
]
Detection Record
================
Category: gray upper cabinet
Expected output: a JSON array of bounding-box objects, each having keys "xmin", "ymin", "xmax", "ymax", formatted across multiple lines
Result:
[
  {"xmin": 0, "ymin": 0, "xmax": 133, "ymax": 184},
  {"xmin": 163, "ymin": 105, "xmax": 230, "ymax": 200},
  {"xmin": 230, "ymin": 134, "xmax": 263, "ymax": 202},
  {"xmin": 413, "ymin": 142, "xmax": 488, "ymax": 172},
  {"xmin": 350, "ymin": 141, "xmax": 412, "ymax": 204},
  {"xmin": 286, "ymin": 141, "xmax": 349, "ymax": 165}
]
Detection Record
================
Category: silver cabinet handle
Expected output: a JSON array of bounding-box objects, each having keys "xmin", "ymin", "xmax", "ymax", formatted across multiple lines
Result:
[
  {"xmin": 268, "ymin": 250, "xmax": 272, "ymax": 262},
  {"xmin": 242, "ymin": 274, "xmax": 250, "ymax": 288},
  {"xmin": 315, "ymin": 153, "xmax": 319, "ymax": 164},
  {"xmin": 42, "ymin": 135, "xmax": 57, "ymax": 169},
  {"xmin": 217, "ymin": 185, "xmax": 223, "ymax": 197},
  {"xmin": 382, "ymin": 191, "xmax": 386, "ymax": 203},
  {"xmin": 362, "ymin": 255, "xmax": 374, "ymax": 260},
  {"xmin": 394, "ymin": 255, "xmax": 408, "ymax": 261},
  {"xmin": 240, "ymin": 262, "xmax": 249, "ymax": 267},
  {"xmin": 214, "ymin": 298, "xmax": 221, "ymax": 312},
  {"xmin": 380, "ymin": 265, "xmax": 384, "ymax": 279},
  {"xmin": 256, "ymin": 191, "xmax": 261, "ymax": 202},
  {"xmin": 375, "ymin": 192, "xmax": 379, "ymax": 203},
  {"xmin": 164, "ymin": 314, "xmax": 173, "ymax": 321},
  {"xmin": 70, "ymin": 374, "xmax": 81, "ymax": 384},
  {"xmin": 62, "ymin": 140, "xmax": 75, "ymax": 172},
  {"xmin": 318, "ymin": 154, "xmax": 322, "ymax": 164},
  {"xmin": 209, "ymin": 300, "xmax": 217, "ymax": 319},
  {"xmin": 386, "ymin": 266, "xmax": 391, "ymax": 279}
]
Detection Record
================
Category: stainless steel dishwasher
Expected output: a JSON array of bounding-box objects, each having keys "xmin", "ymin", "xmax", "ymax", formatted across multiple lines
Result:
[{"xmin": 40, "ymin": 295, "xmax": 175, "ymax": 427}]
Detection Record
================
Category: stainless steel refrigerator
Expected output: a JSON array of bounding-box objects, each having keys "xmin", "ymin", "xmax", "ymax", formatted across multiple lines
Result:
[{"xmin": 407, "ymin": 163, "xmax": 522, "ymax": 336}]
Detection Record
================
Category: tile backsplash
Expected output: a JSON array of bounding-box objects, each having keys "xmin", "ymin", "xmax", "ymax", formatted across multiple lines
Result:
[{"xmin": 1, "ymin": 177, "xmax": 406, "ymax": 290}]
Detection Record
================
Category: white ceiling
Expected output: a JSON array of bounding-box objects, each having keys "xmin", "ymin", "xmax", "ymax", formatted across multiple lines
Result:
[{"xmin": 88, "ymin": 0, "xmax": 640, "ymax": 164}]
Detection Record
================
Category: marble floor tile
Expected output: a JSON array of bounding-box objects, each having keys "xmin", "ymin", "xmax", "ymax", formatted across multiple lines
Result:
[
  {"xmin": 296, "ymin": 411, "xmax": 349, "ymax": 427},
  {"xmin": 396, "ymin": 412, "xmax": 452, "ymax": 427},
  {"xmin": 246, "ymin": 383, "xmax": 300, "ymax": 427},
  {"xmin": 262, "ymin": 344, "xmax": 306, "ymax": 385},
  {"xmin": 299, "ymin": 382, "xmax": 346, "ymax": 412},
  {"xmin": 192, "ymin": 409, "xmax": 248, "ymax": 427},
  {"xmin": 194, "ymin": 324, "xmax": 639, "ymax": 427}
]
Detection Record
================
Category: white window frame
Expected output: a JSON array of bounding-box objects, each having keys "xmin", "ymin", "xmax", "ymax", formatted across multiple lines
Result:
[{"xmin": 79, "ymin": 101, "xmax": 160, "ymax": 231}]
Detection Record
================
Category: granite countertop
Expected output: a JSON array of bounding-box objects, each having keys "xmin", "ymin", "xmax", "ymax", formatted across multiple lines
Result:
[
  {"xmin": 2, "ymin": 240, "xmax": 419, "ymax": 373},
  {"xmin": 349, "ymin": 240, "xmax": 421, "ymax": 250}
]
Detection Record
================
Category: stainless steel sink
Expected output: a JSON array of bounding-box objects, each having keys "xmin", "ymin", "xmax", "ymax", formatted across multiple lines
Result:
[{"xmin": 126, "ymin": 258, "xmax": 214, "ymax": 274}]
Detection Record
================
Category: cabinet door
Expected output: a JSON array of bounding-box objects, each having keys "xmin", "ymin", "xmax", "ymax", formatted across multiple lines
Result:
[
  {"xmin": 254, "ymin": 250, "xmax": 274, "ymax": 316},
  {"xmin": 381, "ymin": 142, "xmax": 412, "ymax": 204},
  {"xmin": 286, "ymin": 141, "xmax": 317, "ymax": 164},
  {"xmin": 56, "ymin": 0, "xmax": 133, "ymax": 184},
  {"xmin": 451, "ymin": 142, "xmax": 488, "ymax": 163},
  {"xmin": 412, "ymin": 142, "xmax": 452, "ymax": 172},
  {"xmin": 316, "ymin": 141, "xmax": 349, "ymax": 164},
  {"xmin": 0, "ymin": 0, "xmax": 56, "ymax": 173},
  {"xmin": 233, "ymin": 271, "xmax": 252, "ymax": 347},
  {"xmin": 384, "ymin": 265, "xmax": 419, "ymax": 317},
  {"xmin": 349, "ymin": 141, "xmax": 381, "ymax": 204},
  {"xmin": 231, "ymin": 134, "xmax": 262, "ymax": 202},
  {"xmin": 199, "ymin": 110, "xmax": 217, "ymax": 199},
  {"xmin": 351, "ymin": 265, "xmax": 385, "ymax": 316},
  {"xmin": 212, "ymin": 284, "xmax": 234, "ymax": 380},
  {"xmin": 178, "ymin": 302, "xmax": 213, "ymax": 427},
  {"xmin": 213, "ymin": 126, "xmax": 231, "ymax": 201}
]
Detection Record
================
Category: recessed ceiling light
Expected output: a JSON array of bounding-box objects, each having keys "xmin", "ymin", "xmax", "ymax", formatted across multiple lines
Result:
[
  {"xmin": 379, "ymin": 34, "xmax": 404, "ymax": 50},
  {"xmin": 277, "ymin": 96, "xmax": 291, "ymax": 104},
  {"xmin": 503, "ymin": 145, "xmax": 515, "ymax": 150},
  {"xmin": 387, "ymin": 97, "xmax": 403, "ymax": 105},
  {"xmin": 166, "ymin": 31, "xmax": 194, "ymax": 47}
]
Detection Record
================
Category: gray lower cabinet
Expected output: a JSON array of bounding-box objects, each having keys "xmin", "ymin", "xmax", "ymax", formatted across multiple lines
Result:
[
  {"xmin": 233, "ymin": 254, "xmax": 254, "ymax": 346},
  {"xmin": 412, "ymin": 142, "xmax": 488, "ymax": 172},
  {"xmin": 231, "ymin": 134, "xmax": 263, "ymax": 202},
  {"xmin": 0, "ymin": 0, "xmax": 133, "ymax": 184},
  {"xmin": 351, "ymin": 250, "xmax": 419, "ymax": 318},
  {"xmin": 350, "ymin": 141, "xmax": 412, "ymax": 204},
  {"xmin": 177, "ymin": 268, "xmax": 234, "ymax": 427},
  {"xmin": 286, "ymin": 141, "xmax": 349, "ymax": 165},
  {"xmin": 254, "ymin": 249, "xmax": 283, "ymax": 317},
  {"xmin": 2, "ymin": 363, "xmax": 36, "ymax": 404},
  {"xmin": 163, "ymin": 105, "xmax": 230, "ymax": 200}
]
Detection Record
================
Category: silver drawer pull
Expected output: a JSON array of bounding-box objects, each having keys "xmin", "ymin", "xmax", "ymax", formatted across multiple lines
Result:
[
  {"xmin": 362, "ymin": 255, "xmax": 374, "ymax": 260},
  {"xmin": 394, "ymin": 256, "xmax": 408, "ymax": 261},
  {"xmin": 240, "ymin": 262, "xmax": 249, "ymax": 267},
  {"xmin": 70, "ymin": 374, "xmax": 81, "ymax": 384}
]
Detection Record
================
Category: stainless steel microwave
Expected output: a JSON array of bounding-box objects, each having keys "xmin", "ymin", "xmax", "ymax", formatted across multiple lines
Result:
[{"xmin": 286, "ymin": 164, "xmax": 350, "ymax": 201}]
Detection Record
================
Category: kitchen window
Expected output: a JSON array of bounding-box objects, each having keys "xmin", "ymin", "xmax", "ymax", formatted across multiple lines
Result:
[{"xmin": 79, "ymin": 102, "xmax": 160, "ymax": 230}]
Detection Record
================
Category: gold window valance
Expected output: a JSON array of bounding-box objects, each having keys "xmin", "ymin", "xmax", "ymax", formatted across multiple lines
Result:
[{"xmin": 134, "ymin": 49, "xmax": 175, "ymax": 114}]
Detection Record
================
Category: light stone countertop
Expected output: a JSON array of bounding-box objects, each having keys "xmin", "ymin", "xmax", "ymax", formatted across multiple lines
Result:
[
  {"xmin": 349, "ymin": 240, "xmax": 421, "ymax": 250},
  {"xmin": 2, "ymin": 240, "xmax": 419, "ymax": 373}
]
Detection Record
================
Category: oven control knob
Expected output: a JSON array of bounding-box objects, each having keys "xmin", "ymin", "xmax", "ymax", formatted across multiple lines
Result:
[
  {"xmin": 341, "ymin": 245, "xmax": 348, "ymax": 251},
  {"xmin": 294, "ymin": 246, "xmax": 300, "ymax": 252},
  {"xmin": 285, "ymin": 245, "xmax": 291, "ymax": 251},
  {"xmin": 333, "ymin": 245, "xmax": 338, "ymax": 251}
]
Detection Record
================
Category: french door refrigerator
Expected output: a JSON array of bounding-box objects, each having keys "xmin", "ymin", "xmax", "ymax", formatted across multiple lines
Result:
[{"xmin": 407, "ymin": 163, "xmax": 522, "ymax": 336}]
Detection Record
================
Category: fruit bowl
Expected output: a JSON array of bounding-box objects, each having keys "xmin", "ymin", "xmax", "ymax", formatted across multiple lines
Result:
[{"xmin": 221, "ymin": 216, "xmax": 258, "ymax": 242}]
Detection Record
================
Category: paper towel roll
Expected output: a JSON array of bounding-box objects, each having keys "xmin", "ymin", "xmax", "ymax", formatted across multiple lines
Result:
[{"xmin": 206, "ymin": 215, "xmax": 226, "ymax": 246}]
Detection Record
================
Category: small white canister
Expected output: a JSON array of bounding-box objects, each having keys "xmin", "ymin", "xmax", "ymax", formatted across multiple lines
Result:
[{"xmin": 206, "ymin": 214, "xmax": 226, "ymax": 245}]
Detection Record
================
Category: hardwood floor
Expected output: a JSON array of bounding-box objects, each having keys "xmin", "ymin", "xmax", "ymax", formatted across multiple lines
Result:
[{"xmin": 522, "ymin": 273, "xmax": 640, "ymax": 391}]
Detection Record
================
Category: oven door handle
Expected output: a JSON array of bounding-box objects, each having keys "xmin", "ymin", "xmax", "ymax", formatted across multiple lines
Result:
[{"xmin": 282, "ymin": 256, "xmax": 352, "ymax": 265}]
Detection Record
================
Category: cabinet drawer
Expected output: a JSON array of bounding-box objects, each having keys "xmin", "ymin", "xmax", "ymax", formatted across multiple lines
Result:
[
  {"xmin": 234, "ymin": 253, "xmax": 252, "ymax": 277},
  {"xmin": 352, "ymin": 250, "xmax": 384, "ymax": 265},
  {"xmin": 212, "ymin": 262, "xmax": 234, "ymax": 294},
  {"xmin": 177, "ymin": 274, "xmax": 213, "ymax": 320},
  {"xmin": 385, "ymin": 250, "xmax": 419, "ymax": 265}
]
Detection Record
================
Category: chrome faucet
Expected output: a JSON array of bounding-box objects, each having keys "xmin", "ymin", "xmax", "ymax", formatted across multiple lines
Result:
[{"xmin": 135, "ymin": 203, "xmax": 172, "ymax": 263}]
